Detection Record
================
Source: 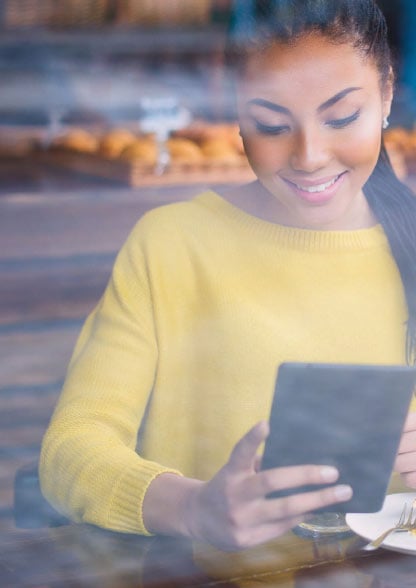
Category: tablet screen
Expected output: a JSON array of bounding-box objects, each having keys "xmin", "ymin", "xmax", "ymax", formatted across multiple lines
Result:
[{"xmin": 262, "ymin": 362, "xmax": 416, "ymax": 512}]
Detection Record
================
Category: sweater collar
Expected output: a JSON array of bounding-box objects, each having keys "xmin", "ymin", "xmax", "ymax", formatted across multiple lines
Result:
[{"xmin": 196, "ymin": 190, "xmax": 389, "ymax": 252}]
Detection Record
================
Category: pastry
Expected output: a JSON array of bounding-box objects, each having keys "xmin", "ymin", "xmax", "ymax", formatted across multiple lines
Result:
[
  {"xmin": 52, "ymin": 128, "xmax": 98, "ymax": 153},
  {"xmin": 119, "ymin": 138, "xmax": 158, "ymax": 165},
  {"xmin": 200, "ymin": 138, "xmax": 240, "ymax": 162},
  {"xmin": 99, "ymin": 128, "xmax": 137, "ymax": 159},
  {"xmin": 167, "ymin": 138, "xmax": 203, "ymax": 163}
]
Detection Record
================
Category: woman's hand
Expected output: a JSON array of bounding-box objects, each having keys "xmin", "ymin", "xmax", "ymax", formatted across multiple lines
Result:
[
  {"xmin": 395, "ymin": 412, "xmax": 416, "ymax": 488},
  {"xmin": 182, "ymin": 421, "xmax": 352, "ymax": 550}
]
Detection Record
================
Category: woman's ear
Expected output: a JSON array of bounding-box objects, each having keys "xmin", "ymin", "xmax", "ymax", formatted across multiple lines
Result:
[{"xmin": 383, "ymin": 66, "xmax": 394, "ymax": 120}]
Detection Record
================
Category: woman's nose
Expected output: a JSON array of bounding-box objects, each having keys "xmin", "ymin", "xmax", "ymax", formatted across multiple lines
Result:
[{"xmin": 290, "ymin": 128, "xmax": 331, "ymax": 173}]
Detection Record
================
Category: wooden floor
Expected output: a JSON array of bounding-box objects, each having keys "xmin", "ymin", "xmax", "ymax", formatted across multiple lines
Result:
[{"xmin": 0, "ymin": 178, "xmax": 206, "ymax": 532}]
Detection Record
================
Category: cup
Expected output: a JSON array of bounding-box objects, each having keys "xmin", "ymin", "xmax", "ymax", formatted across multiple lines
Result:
[{"xmin": 293, "ymin": 512, "xmax": 353, "ymax": 538}]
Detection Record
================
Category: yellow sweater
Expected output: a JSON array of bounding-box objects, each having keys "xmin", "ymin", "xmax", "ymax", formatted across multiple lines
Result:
[{"xmin": 40, "ymin": 190, "xmax": 411, "ymax": 535}]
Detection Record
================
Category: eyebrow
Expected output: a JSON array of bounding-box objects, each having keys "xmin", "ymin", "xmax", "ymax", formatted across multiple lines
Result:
[
  {"xmin": 318, "ymin": 87, "xmax": 362, "ymax": 112},
  {"xmin": 248, "ymin": 87, "xmax": 363, "ymax": 116}
]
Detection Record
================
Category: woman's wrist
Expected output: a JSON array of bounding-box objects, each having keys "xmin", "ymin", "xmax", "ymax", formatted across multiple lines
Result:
[{"xmin": 143, "ymin": 472, "xmax": 204, "ymax": 538}]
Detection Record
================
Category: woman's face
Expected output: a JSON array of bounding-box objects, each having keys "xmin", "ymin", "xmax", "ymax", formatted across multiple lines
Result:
[{"xmin": 237, "ymin": 34, "xmax": 393, "ymax": 230}]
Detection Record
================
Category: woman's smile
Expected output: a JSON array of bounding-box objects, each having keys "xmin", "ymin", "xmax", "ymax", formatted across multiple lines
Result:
[{"xmin": 279, "ymin": 171, "xmax": 348, "ymax": 205}]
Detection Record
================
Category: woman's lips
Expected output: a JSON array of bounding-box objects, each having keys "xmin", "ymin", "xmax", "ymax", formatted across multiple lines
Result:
[{"xmin": 282, "ymin": 172, "xmax": 347, "ymax": 204}]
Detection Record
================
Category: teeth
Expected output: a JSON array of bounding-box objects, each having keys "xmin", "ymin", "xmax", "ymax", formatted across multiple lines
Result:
[{"xmin": 295, "ymin": 175, "xmax": 339, "ymax": 193}]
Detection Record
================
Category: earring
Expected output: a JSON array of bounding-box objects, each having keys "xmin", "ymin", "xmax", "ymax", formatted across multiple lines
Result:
[{"xmin": 383, "ymin": 116, "xmax": 390, "ymax": 130}]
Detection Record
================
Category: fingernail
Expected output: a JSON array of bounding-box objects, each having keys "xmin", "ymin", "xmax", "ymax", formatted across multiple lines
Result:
[
  {"xmin": 320, "ymin": 466, "xmax": 339, "ymax": 481},
  {"xmin": 334, "ymin": 485, "xmax": 353, "ymax": 500}
]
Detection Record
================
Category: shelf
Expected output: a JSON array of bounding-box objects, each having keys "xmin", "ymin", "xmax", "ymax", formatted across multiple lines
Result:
[{"xmin": 0, "ymin": 27, "xmax": 228, "ymax": 59}]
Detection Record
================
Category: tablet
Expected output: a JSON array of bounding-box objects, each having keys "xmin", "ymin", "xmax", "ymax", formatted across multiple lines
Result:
[{"xmin": 261, "ymin": 362, "xmax": 416, "ymax": 513}]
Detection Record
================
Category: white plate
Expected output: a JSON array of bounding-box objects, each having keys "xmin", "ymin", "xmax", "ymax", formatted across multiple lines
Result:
[{"xmin": 346, "ymin": 492, "xmax": 416, "ymax": 555}]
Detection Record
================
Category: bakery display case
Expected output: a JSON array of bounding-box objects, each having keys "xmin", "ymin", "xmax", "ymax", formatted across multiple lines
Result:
[
  {"xmin": 33, "ymin": 120, "xmax": 255, "ymax": 186},
  {"xmin": 1, "ymin": 0, "xmax": 219, "ymax": 30},
  {"xmin": 0, "ymin": 0, "xmax": 248, "ymax": 189},
  {"xmin": 0, "ymin": 1, "xmax": 414, "ymax": 190}
]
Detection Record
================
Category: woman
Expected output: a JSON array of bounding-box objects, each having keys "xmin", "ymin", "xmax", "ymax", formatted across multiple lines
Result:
[{"xmin": 40, "ymin": 0, "xmax": 416, "ymax": 551}]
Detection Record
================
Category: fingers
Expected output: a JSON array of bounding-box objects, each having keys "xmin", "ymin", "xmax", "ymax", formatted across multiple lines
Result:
[
  {"xmin": 228, "ymin": 421, "xmax": 269, "ymax": 472},
  {"xmin": 402, "ymin": 411, "xmax": 416, "ymax": 433},
  {"xmin": 393, "ymin": 413, "xmax": 416, "ymax": 480},
  {"xmin": 257, "ymin": 484, "xmax": 353, "ymax": 524},
  {"xmin": 253, "ymin": 454, "xmax": 262, "ymax": 473},
  {"xmin": 397, "ymin": 429, "xmax": 416, "ymax": 456},
  {"xmin": 202, "ymin": 423, "xmax": 354, "ymax": 550},
  {"xmin": 395, "ymin": 418, "xmax": 416, "ymax": 479},
  {"xmin": 397, "ymin": 465, "xmax": 416, "ymax": 488},
  {"xmin": 246, "ymin": 464, "xmax": 339, "ymax": 500},
  {"xmin": 223, "ymin": 480, "xmax": 353, "ymax": 538},
  {"xmin": 395, "ymin": 449, "xmax": 416, "ymax": 475}
]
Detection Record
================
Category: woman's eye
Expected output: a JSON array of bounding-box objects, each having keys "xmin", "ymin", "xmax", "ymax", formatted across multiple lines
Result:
[
  {"xmin": 254, "ymin": 121, "xmax": 290, "ymax": 136},
  {"xmin": 327, "ymin": 110, "xmax": 361, "ymax": 129}
]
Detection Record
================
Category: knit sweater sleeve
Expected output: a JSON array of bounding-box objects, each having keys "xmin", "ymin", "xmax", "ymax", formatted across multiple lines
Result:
[{"xmin": 39, "ymin": 217, "xmax": 182, "ymax": 535}]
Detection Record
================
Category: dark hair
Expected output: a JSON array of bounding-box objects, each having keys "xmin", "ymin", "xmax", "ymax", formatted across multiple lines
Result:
[{"xmin": 228, "ymin": 0, "xmax": 416, "ymax": 364}]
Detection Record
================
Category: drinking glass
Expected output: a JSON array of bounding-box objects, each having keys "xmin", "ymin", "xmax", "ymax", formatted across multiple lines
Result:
[{"xmin": 294, "ymin": 512, "xmax": 353, "ymax": 538}]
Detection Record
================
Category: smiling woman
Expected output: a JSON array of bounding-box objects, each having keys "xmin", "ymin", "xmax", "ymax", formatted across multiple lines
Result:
[{"xmin": 40, "ymin": 0, "xmax": 416, "ymax": 552}]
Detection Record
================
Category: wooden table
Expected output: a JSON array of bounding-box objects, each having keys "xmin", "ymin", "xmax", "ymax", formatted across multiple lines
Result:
[{"xmin": 1, "ymin": 522, "xmax": 415, "ymax": 587}]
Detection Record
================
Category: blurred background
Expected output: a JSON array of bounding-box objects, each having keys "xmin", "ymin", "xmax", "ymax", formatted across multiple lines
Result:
[
  {"xmin": 1, "ymin": 0, "xmax": 416, "ymax": 536},
  {"xmin": 0, "ymin": 0, "xmax": 415, "ymax": 191}
]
